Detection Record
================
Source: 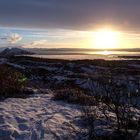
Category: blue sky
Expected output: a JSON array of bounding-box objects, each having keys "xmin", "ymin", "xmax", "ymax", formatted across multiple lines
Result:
[{"xmin": 0, "ymin": 27, "xmax": 91, "ymax": 48}]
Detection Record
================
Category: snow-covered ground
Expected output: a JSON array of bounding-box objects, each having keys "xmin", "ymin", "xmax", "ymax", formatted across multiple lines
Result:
[
  {"xmin": 0, "ymin": 89, "xmax": 81, "ymax": 140},
  {"xmin": 0, "ymin": 57, "xmax": 140, "ymax": 139}
]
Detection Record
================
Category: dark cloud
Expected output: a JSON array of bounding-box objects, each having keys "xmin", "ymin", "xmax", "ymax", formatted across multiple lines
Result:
[{"xmin": 0, "ymin": 0, "xmax": 140, "ymax": 31}]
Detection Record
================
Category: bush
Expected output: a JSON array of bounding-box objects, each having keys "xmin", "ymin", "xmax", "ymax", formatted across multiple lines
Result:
[
  {"xmin": 53, "ymin": 88, "xmax": 95, "ymax": 105},
  {"xmin": 0, "ymin": 65, "xmax": 27, "ymax": 98},
  {"xmin": 81, "ymin": 75, "xmax": 140, "ymax": 140}
]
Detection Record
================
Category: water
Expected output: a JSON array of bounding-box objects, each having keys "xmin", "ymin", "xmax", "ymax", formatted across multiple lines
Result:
[{"xmin": 27, "ymin": 50, "xmax": 140, "ymax": 60}]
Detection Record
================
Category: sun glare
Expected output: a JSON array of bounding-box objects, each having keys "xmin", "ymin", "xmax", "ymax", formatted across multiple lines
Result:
[{"xmin": 93, "ymin": 29, "xmax": 119, "ymax": 49}]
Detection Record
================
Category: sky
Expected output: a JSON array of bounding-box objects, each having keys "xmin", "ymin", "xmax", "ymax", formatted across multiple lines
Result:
[{"xmin": 0, "ymin": 0, "xmax": 140, "ymax": 49}]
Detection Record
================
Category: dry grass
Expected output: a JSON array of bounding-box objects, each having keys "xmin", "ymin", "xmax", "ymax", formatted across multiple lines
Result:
[{"xmin": 53, "ymin": 88, "xmax": 95, "ymax": 105}]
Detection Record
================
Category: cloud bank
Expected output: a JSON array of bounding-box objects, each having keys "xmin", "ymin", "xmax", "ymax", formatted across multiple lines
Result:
[
  {"xmin": 23, "ymin": 40, "xmax": 48, "ymax": 48},
  {"xmin": 0, "ymin": 0, "xmax": 140, "ymax": 31}
]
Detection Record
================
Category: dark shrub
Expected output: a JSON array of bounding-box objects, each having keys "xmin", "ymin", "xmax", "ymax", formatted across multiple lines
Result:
[
  {"xmin": 53, "ymin": 88, "xmax": 95, "ymax": 105},
  {"xmin": 0, "ymin": 65, "xmax": 27, "ymax": 98},
  {"xmin": 80, "ymin": 75, "xmax": 140, "ymax": 140}
]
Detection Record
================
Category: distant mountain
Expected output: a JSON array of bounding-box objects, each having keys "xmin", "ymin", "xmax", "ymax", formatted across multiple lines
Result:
[{"xmin": 0, "ymin": 48, "xmax": 34, "ymax": 57}]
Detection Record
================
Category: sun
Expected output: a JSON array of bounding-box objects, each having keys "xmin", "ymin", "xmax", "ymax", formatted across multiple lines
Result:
[{"xmin": 93, "ymin": 29, "xmax": 119, "ymax": 49}]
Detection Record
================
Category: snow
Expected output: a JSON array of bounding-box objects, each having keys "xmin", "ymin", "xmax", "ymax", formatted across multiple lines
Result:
[
  {"xmin": 0, "ymin": 58, "xmax": 140, "ymax": 139},
  {"xmin": 0, "ymin": 59, "xmax": 25, "ymax": 70},
  {"xmin": 6, "ymin": 62, "xmax": 25, "ymax": 70},
  {"xmin": 0, "ymin": 48, "xmax": 33, "ymax": 57},
  {"xmin": 0, "ymin": 58, "xmax": 7, "ymax": 64},
  {"xmin": 53, "ymin": 76, "xmax": 68, "ymax": 81},
  {"xmin": 0, "ymin": 89, "xmax": 81, "ymax": 140},
  {"xmin": 46, "ymin": 67, "xmax": 59, "ymax": 72},
  {"xmin": 81, "ymin": 67, "xmax": 95, "ymax": 74},
  {"xmin": 130, "ymin": 64, "xmax": 140, "ymax": 68}
]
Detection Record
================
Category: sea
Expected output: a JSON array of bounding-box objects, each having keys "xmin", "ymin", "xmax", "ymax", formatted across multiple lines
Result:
[{"xmin": 27, "ymin": 49, "xmax": 140, "ymax": 60}]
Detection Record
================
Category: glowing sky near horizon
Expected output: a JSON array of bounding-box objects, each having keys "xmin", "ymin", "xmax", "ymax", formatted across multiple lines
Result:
[
  {"xmin": 0, "ymin": 0, "xmax": 140, "ymax": 49},
  {"xmin": 0, "ymin": 27, "xmax": 140, "ymax": 49}
]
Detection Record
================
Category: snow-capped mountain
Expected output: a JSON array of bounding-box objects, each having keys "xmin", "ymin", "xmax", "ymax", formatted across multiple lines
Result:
[{"xmin": 0, "ymin": 48, "xmax": 34, "ymax": 57}]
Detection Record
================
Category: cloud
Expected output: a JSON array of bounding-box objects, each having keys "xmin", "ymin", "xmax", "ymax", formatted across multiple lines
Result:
[
  {"xmin": 0, "ymin": 0, "xmax": 140, "ymax": 31},
  {"xmin": 23, "ymin": 40, "xmax": 48, "ymax": 48},
  {"xmin": 7, "ymin": 33, "xmax": 22, "ymax": 44}
]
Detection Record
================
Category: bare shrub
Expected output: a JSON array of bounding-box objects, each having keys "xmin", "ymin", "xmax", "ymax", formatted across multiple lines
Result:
[
  {"xmin": 0, "ymin": 65, "xmax": 27, "ymax": 98},
  {"xmin": 81, "ymin": 106, "xmax": 101, "ymax": 140},
  {"xmin": 53, "ymin": 88, "xmax": 95, "ymax": 105},
  {"xmin": 81, "ymin": 74, "xmax": 140, "ymax": 140}
]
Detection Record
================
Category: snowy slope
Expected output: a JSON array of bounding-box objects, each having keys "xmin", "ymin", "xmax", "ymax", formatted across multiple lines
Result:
[
  {"xmin": 0, "ymin": 48, "xmax": 34, "ymax": 57},
  {"xmin": 0, "ymin": 89, "xmax": 81, "ymax": 140}
]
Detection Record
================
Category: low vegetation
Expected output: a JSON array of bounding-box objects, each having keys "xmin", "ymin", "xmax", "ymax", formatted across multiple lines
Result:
[
  {"xmin": 1, "ymin": 56, "xmax": 140, "ymax": 139},
  {"xmin": 53, "ymin": 74, "xmax": 140, "ymax": 140},
  {"xmin": 0, "ymin": 65, "xmax": 27, "ymax": 98},
  {"xmin": 53, "ymin": 88, "xmax": 95, "ymax": 105}
]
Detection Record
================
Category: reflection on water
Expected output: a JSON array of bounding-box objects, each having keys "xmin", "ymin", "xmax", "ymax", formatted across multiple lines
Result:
[
  {"xmin": 88, "ymin": 51, "xmax": 113, "ymax": 55},
  {"xmin": 88, "ymin": 51, "xmax": 140, "ymax": 55},
  {"xmin": 26, "ymin": 50, "xmax": 140, "ymax": 60},
  {"xmin": 28, "ymin": 54, "xmax": 109, "ymax": 60}
]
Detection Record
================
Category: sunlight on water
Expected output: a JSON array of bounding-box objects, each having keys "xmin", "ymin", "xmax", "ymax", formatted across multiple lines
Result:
[
  {"xmin": 89, "ymin": 51, "xmax": 113, "ymax": 55},
  {"xmin": 87, "ymin": 51, "xmax": 140, "ymax": 55},
  {"xmin": 26, "ymin": 50, "xmax": 140, "ymax": 60}
]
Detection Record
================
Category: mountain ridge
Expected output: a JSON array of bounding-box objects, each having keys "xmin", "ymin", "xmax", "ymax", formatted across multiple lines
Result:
[{"xmin": 0, "ymin": 47, "xmax": 34, "ymax": 57}]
